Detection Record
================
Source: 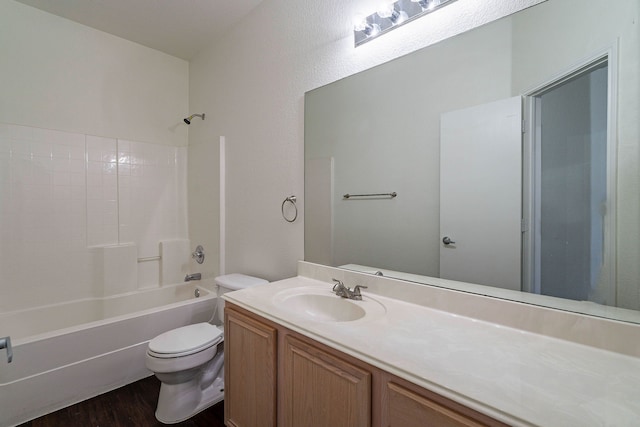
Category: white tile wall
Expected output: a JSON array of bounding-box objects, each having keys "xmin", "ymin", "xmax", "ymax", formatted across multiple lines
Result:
[
  {"xmin": 86, "ymin": 135, "xmax": 119, "ymax": 247},
  {"xmin": 102, "ymin": 243, "xmax": 138, "ymax": 296},
  {"xmin": 0, "ymin": 123, "xmax": 189, "ymax": 312},
  {"xmin": 118, "ymin": 139, "xmax": 188, "ymax": 289},
  {"xmin": 160, "ymin": 239, "xmax": 191, "ymax": 285}
]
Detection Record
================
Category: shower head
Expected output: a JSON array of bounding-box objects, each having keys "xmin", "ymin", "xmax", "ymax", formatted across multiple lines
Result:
[{"xmin": 184, "ymin": 113, "xmax": 205, "ymax": 125}]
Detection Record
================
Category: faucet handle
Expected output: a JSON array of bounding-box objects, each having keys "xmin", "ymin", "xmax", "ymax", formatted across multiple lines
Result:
[
  {"xmin": 332, "ymin": 278, "xmax": 344, "ymax": 291},
  {"xmin": 192, "ymin": 245, "xmax": 205, "ymax": 264},
  {"xmin": 353, "ymin": 285, "xmax": 368, "ymax": 295},
  {"xmin": 350, "ymin": 285, "xmax": 368, "ymax": 300}
]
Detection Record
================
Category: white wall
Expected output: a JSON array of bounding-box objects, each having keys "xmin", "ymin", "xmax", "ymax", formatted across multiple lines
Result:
[
  {"xmin": 189, "ymin": 0, "xmax": 544, "ymax": 281},
  {"xmin": 0, "ymin": 1, "xmax": 190, "ymax": 312}
]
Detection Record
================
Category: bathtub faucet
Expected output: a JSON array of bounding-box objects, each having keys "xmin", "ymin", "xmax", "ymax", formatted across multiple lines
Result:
[{"xmin": 185, "ymin": 273, "xmax": 202, "ymax": 282}]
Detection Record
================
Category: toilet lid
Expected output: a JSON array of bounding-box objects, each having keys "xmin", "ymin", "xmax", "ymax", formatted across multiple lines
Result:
[
  {"xmin": 215, "ymin": 273, "xmax": 268, "ymax": 291},
  {"xmin": 148, "ymin": 323, "xmax": 223, "ymax": 358}
]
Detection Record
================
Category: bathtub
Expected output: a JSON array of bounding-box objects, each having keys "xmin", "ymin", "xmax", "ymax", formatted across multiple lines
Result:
[{"xmin": 0, "ymin": 281, "xmax": 217, "ymax": 427}]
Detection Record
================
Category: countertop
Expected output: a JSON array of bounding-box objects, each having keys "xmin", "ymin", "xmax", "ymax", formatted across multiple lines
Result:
[{"xmin": 223, "ymin": 276, "xmax": 640, "ymax": 427}]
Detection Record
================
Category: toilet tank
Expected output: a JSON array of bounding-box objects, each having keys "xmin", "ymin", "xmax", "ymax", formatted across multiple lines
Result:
[{"xmin": 214, "ymin": 274, "xmax": 268, "ymax": 323}]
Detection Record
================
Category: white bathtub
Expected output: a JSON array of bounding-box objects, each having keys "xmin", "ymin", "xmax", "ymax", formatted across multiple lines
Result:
[{"xmin": 0, "ymin": 282, "xmax": 217, "ymax": 427}]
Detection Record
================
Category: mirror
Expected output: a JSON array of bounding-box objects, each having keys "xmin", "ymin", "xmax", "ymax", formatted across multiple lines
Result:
[{"xmin": 304, "ymin": 0, "xmax": 640, "ymax": 323}]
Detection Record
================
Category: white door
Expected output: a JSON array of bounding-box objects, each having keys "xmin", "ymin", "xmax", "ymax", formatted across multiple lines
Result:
[{"xmin": 440, "ymin": 96, "xmax": 522, "ymax": 290}]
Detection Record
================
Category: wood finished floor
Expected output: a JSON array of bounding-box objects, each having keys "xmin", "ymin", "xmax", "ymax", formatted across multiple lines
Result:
[{"xmin": 17, "ymin": 376, "xmax": 225, "ymax": 427}]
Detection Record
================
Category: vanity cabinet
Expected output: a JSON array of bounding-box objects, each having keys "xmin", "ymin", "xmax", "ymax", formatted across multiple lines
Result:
[
  {"xmin": 282, "ymin": 334, "xmax": 371, "ymax": 427},
  {"xmin": 225, "ymin": 304, "xmax": 506, "ymax": 427},
  {"xmin": 224, "ymin": 307, "xmax": 277, "ymax": 427},
  {"xmin": 380, "ymin": 375, "xmax": 493, "ymax": 427}
]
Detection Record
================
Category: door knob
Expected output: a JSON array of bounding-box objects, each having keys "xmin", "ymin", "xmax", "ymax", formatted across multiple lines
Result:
[{"xmin": 442, "ymin": 236, "xmax": 456, "ymax": 245}]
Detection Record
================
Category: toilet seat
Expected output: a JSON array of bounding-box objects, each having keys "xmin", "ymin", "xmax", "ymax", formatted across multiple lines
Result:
[{"xmin": 148, "ymin": 323, "xmax": 223, "ymax": 359}]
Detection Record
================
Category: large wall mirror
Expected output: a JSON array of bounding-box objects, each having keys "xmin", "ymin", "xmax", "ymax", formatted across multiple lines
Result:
[{"xmin": 304, "ymin": 0, "xmax": 640, "ymax": 323}]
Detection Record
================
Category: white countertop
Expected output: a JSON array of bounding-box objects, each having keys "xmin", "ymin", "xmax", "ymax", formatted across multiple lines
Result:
[{"xmin": 223, "ymin": 276, "xmax": 640, "ymax": 427}]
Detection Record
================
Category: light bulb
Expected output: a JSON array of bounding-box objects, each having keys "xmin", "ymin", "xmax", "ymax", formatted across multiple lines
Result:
[
  {"xmin": 366, "ymin": 23, "xmax": 381, "ymax": 37},
  {"xmin": 394, "ymin": 10, "xmax": 408, "ymax": 24},
  {"xmin": 353, "ymin": 15, "xmax": 381, "ymax": 37},
  {"xmin": 377, "ymin": 3, "xmax": 395, "ymax": 19},
  {"xmin": 353, "ymin": 14, "xmax": 368, "ymax": 32},
  {"xmin": 377, "ymin": 3, "xmax": 408, "ymax": 25}
]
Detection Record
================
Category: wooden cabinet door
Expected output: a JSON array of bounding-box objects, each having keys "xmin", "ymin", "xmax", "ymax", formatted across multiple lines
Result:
[
  {"xmin": 224, "ymin": 307, "xmax": 277, "ymax": 427},
  {"xmin": 384, "ymin": 381, "xmax": 492, "ymax": 427},
  {"xmin": 282, "ymin": 335, "xmax": 371, "ymax": 427}
]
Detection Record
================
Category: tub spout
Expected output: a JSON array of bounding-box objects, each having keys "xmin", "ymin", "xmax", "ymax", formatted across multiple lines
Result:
[
  {"xmin": 0, "ymin": 336, "xmax": 12, "ymax": 363},
  {"xmin": 185, "ymin": 273, "xmax": 201, "ymax": 282}
]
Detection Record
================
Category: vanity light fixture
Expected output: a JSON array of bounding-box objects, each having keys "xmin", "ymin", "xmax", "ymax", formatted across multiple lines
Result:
[{"xmin": 354, "ymin": 0, "xmax": 456, "ymax": 47}]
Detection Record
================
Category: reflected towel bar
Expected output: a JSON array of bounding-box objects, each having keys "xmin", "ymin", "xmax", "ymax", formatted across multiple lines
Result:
[
  {"xmin": 138, "ymin": 256, "xmax": 161, "ymax": 262},
  {"xmin": 343, "ymin": 192, "xmax": 397, "ymax": 199}
]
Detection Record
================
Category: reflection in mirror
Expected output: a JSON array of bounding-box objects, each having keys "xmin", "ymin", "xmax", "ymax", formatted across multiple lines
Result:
[{"xmin": 304, "ymin": 0, "xmax": 640, "ymax": 323}]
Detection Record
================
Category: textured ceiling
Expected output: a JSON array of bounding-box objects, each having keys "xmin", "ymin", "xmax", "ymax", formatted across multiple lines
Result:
[{"xmin": 15, "ymin": 0, "xmax": 265, "ymax": 60}]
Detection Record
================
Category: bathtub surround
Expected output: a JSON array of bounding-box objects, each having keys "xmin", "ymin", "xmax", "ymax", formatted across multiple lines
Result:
[
  {"xmin": 0, "ymin": 123, "xmax": 189, "ymax": 311},
  {"xmin": 0, "ymin": 0, "xmax": 193, "ymax": 316},
  {"xmin": 160, "ymin": 239, "xmax": 193, "ymax": 285},
  {"xmin": 101, "ymin": 244, "xmax": 138, "ymax": 296},
  {"xmin": 0, "ymin": 5, "xmax": 208, "ymax": 425}
]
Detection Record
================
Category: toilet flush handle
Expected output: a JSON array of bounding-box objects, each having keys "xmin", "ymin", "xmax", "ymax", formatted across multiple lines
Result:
[{"xmin": 0, "ymin": 336, "xmax": 12, "ymax": 363}]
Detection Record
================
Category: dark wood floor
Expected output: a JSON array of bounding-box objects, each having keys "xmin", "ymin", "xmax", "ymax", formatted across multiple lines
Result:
[{"xmin": 18, "ymin": 376, "xmax": 225, "ymax": 427}]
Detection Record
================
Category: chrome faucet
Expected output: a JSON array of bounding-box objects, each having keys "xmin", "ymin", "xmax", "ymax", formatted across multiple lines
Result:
[
  {"xmin": 185, "ymin": 273, "xmax": 201, "ymax": 282},
  {"xmin": 332, "ymin": 279, "xmax": 368, "ymax": 301}
]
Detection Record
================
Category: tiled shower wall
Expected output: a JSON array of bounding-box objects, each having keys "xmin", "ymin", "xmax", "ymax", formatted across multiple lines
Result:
[{"xmin": 0, "ymin": 123, "xmax": 187, "ymax": 312}]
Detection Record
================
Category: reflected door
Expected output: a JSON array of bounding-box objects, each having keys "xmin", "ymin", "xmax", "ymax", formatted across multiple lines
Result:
[
  {"xmin": 528, "ymin": 61, "xmax": 613, "ymax": 303},
  {"xmin": 440, "ymin": 96, "xmax": 522, "ymax": 291}
]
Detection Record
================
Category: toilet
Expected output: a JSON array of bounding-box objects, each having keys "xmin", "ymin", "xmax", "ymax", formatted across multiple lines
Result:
[{"xmin": 145, "ymin": 273, "xmax": 268, "ymax": 424}]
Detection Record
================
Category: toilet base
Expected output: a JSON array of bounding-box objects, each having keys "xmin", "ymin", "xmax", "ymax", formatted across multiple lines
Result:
[
  {"xmin": 155, "ymin": 378, "xmax": 224, "ymax": 424},
  {"xmin": 154, "ymin": 352, "xmax": 225, "ymax": 424}
]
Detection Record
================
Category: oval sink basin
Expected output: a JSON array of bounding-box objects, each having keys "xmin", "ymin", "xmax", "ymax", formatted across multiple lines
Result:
[
  {"xmin": 272, "ymin": 286, "xmax": 386, "ymax": 323},
  {"xmin": 285, "ymin": 294, "xmax": 366, "ymax": 322}
]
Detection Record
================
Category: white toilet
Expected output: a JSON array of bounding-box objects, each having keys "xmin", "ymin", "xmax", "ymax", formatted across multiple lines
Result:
[{"xmin": 145, "ymin": 273, "xmax": 268, "ymax": 424}]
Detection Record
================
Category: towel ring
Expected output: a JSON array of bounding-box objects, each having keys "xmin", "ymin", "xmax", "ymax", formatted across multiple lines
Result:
[{"xmin": 282, "ymin": 195, "xmax": 297, "ymax": 223}]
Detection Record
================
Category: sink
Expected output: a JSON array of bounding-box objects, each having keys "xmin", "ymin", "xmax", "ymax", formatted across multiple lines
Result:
[
  {"xmin": 272, "ymin": 286, "xmax": 386, "ymax": 322},
  {"xmin": 284, "ymin": 294, "xmax": 366, "ymax": 321}
]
